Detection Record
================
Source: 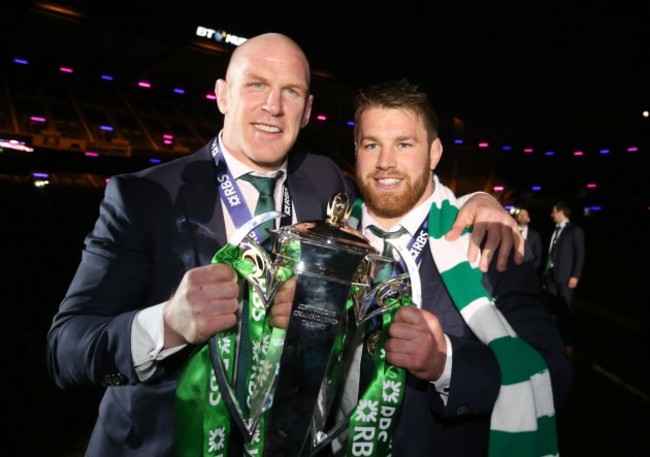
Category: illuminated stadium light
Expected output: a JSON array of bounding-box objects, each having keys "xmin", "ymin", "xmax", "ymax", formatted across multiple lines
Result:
[
  {"xmin": 583, "ymin": 206, "xmax": 602, "ymax": 216},
  {"xmin": 0, "ymin": 138, "xmax": 34, "ymax": 152},
  {"xmin": 32, "ymin": 173, "xmax": 51, "ymax": 188}
]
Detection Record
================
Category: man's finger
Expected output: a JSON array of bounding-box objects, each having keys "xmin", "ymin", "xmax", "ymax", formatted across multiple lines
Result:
[
  {"xmin": 444, "ymin": 223, "xmax": 465, "ymax": 242},
  {"xmin": 468, "ymin": 223, "xmax": 487, "ymax": 265},
  {"xmin": 513, "ymin": 229, "xmax": 525, "ymax": 265}
]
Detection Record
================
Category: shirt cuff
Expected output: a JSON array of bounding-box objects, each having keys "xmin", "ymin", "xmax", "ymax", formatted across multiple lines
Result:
[
  {"xmin": 430, "ymin": 333, "xmax": 453, "ymax": 404},
  {"xmin": 132, "ymin": 302, "xmax": 187, "ymax": 381}
]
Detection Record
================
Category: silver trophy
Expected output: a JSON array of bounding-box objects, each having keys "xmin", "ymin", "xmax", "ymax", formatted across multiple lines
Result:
[{"xmin": 209, "ymin": 193, "xmax": 418, "ymax": 456}]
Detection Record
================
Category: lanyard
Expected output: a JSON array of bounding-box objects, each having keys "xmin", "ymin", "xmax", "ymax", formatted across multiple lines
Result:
[{"xmin": 210, "ymin": 138, "xmax": 293, "ymax": 241}]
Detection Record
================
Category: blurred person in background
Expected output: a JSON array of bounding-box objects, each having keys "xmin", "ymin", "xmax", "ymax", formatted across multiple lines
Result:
[
  {"xmin": 543, "ymin": 201, "xmax": 585, "ymax": 354},
  {"xmin": 516, "ymin": 207, "xmax": 543, "ymax": 272}
]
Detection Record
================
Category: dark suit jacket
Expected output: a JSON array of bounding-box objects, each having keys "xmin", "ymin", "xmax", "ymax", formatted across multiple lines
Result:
[
  {"xmin": 46, "ymin": 143, "xmax": 356, "ymax": 456},
  {"xmin": 390, "ymin": 246, "xmax": 573, "ymax": 456},
  {"xmin": 525, "ymin": 227, "xmax": 543, "ymax": 270},
  {"xmin": 548, "ymin": 222, "xmax": 585, "ymax": 285}
]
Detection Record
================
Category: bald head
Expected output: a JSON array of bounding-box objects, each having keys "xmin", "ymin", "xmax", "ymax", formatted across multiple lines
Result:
[
  {"xmin": 214, "ymin": 32, "xmax": 314, "ymax": 170},
  {"xmin": 226, "ymin": 33, "xmax": 311, "ymax": 88}
]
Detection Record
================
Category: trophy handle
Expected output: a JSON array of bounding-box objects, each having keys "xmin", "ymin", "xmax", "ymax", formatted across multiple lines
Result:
[
  {"xmin": 231, "ymin": 211, "xmax": 284, "ymax": 246},
  {"xmin": 387, "ymin": 240, "xmax": 422, "ymax": 308},
  {"xmin": 359, "ymin": 274, "xmax": 412, "ymax": 324},
  {"xmin": 207, "ymin": 210, "xmax": 285, "ymax": 444},
  {"xmin": 208, "ymin": 336, "xmax": 255, "ymax": 440}
]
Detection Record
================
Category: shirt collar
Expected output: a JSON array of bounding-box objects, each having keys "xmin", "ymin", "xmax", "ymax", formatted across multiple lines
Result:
[{"xmin": 216, "ymin": 130, "xmax": 288, "ymax": 184}]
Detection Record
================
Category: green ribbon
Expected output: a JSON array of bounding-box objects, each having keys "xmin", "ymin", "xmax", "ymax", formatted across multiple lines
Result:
[
  {"xmin": 346, "ymin": 295, "xmax": 411, "ymax": 457},
  {"xmin": 175, "ymin": 243, "xmax": 262, "ymax": 456},
  {"xmin": 176, "ymin": 329, "xmax": 236, "ymax": 456},
  {"xmin": 176, "ymin": 240, "xmax": 304, "ymax": 457},
  {"xmin": 211, "ymin": 243, "xmax": 254, "ymax": 278}
]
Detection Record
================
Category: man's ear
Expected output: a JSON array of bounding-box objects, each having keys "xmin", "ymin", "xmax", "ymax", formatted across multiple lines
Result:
[
  {"xmin": 301, "ymin": 94, "xmax": 314, "ymax": 128},
  {"xmin": 430, "ymin": 138, "xmax": 443, "ymax": 170},
  {"xmin": 215, "ymin": 79, "xmax": 228, "ymax": 114}
]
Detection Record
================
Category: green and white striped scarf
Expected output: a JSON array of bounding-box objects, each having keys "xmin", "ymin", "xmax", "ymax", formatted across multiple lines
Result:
[{"xmin": 350, "ymin": 174, "xmax": 559, "ymax": 457}]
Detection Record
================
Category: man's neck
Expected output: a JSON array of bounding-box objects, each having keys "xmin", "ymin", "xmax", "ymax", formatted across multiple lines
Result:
[{"xmin": 363, "ymin": 192, "xmax": 435, "ymax": 234}]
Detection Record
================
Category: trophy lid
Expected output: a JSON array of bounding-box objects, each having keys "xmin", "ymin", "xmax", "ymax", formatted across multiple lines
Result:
[{"xmin": 272, "ymin": 193, "xmax": 378, "ymax": 255}]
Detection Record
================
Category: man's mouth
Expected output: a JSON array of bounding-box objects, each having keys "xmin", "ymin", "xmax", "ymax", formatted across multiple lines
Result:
[
  {"xmin": 253, "ymin": 123, "xmax": 281, "ymax": 133},
  {"xmin": 375, "ymin": 176, "xmax": 401, "ymax": 186}
]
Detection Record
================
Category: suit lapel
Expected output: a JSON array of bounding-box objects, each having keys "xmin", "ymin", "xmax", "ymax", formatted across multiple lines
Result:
[
  {"xmin": 286, "ymin": 153, "xmax": 328, "ymax": 221},
  {"xmin": 179, "ymin": 145, "xmax": 227, "ymax": 267}
]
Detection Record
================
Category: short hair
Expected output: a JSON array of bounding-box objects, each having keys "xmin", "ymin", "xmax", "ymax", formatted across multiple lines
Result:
[
  {"xmin": 353, "ymin": 78, "xmax": 439, "ymax": 145},
  {"xmin": 554, "ymin": 201, "xmax": 571, "ymax": 218}
]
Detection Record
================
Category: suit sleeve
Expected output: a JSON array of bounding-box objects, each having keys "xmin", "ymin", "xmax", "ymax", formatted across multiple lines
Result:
[{"xmin": 46, "ymin": 174, "xmax": 182, "ymax": 389}]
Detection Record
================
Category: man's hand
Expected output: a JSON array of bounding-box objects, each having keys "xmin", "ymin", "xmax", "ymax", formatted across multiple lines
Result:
[
  {"xmin": 163, "ymin": 263, "xmax": 240, "ymax": 348},
  {"xmin": 269, "ymin": 277, "xmax": 296, "ymax": 329},
  {"xmin": 446, "ymin": 193, "xmax": 524, "ymax": 272},
  {"xmin": 385, "ymin": 307, "xmax": 447, "ymax": 382}
]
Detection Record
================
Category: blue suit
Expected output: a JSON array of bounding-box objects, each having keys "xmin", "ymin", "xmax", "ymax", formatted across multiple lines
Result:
[
  {"xmin": 544, "ymin": 222, "xmax": 586, "ymax": 308},
  {"xmin": 543, "ymin": 221, "xmax": 585, "ymax": 347},
  {"xmin": 46, "ymin": 142, "xmax": 355, "ymax": 456}
]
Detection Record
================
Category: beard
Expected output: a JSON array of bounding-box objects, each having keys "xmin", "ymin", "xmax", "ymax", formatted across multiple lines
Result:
[{"xmin": 357, "ymin": 167, "xmax": 431, "ymax": 219}]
